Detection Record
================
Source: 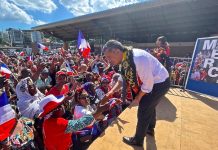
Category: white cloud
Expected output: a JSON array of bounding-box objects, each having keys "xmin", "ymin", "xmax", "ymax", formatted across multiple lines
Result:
[
  {"xmin": 9, "ymin": 0, "xmax": 57, "ymax": 13},
  {"xmin": 0, "ymin": 0, "xmax": 46, "ymax": 25},
  {"xmin": 59, "ymin": 0, "xmax": 143, "ymax": 16},
  {"xmin": 34, "ymin": 20, "xmax": 47, "ymax": 25},
  {"xmin": 59, "ymin": 0, "xmax": 92, "ymax": 16}
]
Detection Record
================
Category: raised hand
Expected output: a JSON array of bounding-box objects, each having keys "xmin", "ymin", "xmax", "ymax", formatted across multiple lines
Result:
[{"xmin": 37, "ymin": 62, "xmax": 46, "ymax": 72}]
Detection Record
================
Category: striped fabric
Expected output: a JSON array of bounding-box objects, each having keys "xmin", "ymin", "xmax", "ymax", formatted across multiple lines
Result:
[{"xmin": 0, "ymin": 92, "xmax": 16, "ymax": 141}]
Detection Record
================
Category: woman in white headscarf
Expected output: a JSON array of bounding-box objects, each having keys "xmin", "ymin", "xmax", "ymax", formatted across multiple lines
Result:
[{"xmin": 16, "ymin": 68, "xmax": 44, "ymax": 119}]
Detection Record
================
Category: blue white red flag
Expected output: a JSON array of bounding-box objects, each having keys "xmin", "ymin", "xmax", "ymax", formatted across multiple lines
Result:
[
  {"xmin": 37, "ymin": 43, "xmax": 49, "ymax": 51},
  {"xmin": 0, "ymin": 92, "xmax": 16, "ymax": 141},
  {"xmin": 77, "ymin": 31, "xmax": 91, "ymax": 58},
  {"xmin": 0, "ymin": 63, "xmax": 11, "ymax": 79}
]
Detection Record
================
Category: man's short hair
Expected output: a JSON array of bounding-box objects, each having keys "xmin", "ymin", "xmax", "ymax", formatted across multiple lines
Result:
[
  {"xmin": 102, "ymin": 40, "xmax": 124, "ymax": 53},
  {"xmin": 21, "ymin": 68, "xmax": 31, "ymax": 77}
]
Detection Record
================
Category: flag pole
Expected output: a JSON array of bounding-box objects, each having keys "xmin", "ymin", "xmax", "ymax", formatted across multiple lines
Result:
[{"xmin": 100, "ymin": 36, "xmax": 103, "ymax": 56}]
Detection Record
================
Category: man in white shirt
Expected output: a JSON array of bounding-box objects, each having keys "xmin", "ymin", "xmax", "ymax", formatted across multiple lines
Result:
[{"xmin": 103, "ymin": 40, "xmax": 170, "ymax": 147}]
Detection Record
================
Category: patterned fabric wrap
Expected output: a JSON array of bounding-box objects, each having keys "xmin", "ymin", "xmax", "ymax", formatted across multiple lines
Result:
[
  {"xmin": 121, "ymin": 49, "xmax": 140, "ymax": 94},
  {"xmin": 9, "ymin": 117, "xmax": 34, "ymax": 149},
  {"xmin": 65, "ymin": 115, "xmax": 95, "ymax": 133}
]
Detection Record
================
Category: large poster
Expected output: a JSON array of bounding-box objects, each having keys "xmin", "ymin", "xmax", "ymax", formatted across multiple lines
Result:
[{"xmin": 185, "ymin": 37, "xmax": 218, "ymax": 97}]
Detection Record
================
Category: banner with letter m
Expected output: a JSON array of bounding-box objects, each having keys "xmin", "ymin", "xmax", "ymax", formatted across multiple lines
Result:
[{"xmin": 185, "ymin": 36, "xmax": 218, "ymax": 97}]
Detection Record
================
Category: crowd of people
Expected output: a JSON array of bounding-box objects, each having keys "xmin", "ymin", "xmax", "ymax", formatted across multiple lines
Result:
[
  {"xmin": 0, "ymin": 36, "xmax": 172, "ymax": 149},
  {"xmin": 190, "ymin": 51, "xmax": 210, "ymax": 82},
  {"xmin": 170, "ymin": 58, "xmax": 191, "ymax": 86},
  {"xmin": 0, "ymin": 49, "xmax": 127, "ymax": 149}
]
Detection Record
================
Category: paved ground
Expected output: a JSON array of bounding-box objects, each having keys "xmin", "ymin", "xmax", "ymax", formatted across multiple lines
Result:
[{"xmin": 88, "ymin": 88, "xmax": 218, "ymax": 150}]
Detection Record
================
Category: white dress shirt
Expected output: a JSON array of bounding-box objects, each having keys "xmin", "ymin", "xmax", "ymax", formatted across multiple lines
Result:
[{"xmin": 133, "ymin": 49, "xmax": 169, "ymax": 93}]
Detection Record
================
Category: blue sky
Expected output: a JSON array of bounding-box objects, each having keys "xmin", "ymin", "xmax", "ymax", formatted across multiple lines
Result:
[{"xmin": 0, "ymin": 0, "xmax": 147, "ymax": 30}]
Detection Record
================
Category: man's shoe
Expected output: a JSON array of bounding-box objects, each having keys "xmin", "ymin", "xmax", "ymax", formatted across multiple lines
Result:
[
  {"xmin": 123, "ymin": 136, "xmax": 143, "ymax": 147},
  {"xmin": 146, "ymin": 128, "xmax": 155, "ymax": 136}
]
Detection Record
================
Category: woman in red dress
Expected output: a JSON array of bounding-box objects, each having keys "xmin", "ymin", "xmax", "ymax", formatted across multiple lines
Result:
[{"xmin": 46, "ymin": 71, "xmax": 69, "ymax": 96}]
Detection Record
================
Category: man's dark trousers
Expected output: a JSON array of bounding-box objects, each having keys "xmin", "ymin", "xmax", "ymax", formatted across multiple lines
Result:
[{"xmin": 134, "ymin": 78, "xmax": 170, "ymax": 143}]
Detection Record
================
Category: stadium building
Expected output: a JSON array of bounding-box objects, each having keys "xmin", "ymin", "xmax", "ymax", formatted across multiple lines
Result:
[{"xmin": 32, "ymin": 0, "xmax": 218, "ymax": 57}]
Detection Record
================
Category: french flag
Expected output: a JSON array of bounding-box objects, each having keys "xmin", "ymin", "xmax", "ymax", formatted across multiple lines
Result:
[
  {"xmin": 37, "ymin": 43, "xmax": 49, "ymax": 51},
  {"xmin": 0, "ymin": 63, "xmax": 11, "ymax": 79},
  {"xmin": 77, "ymin": 31, "xmax": 91, "ymax": 58},
  {"xmin": 0, "ymin": 92, "xmax": 16, "ymax": 141}
]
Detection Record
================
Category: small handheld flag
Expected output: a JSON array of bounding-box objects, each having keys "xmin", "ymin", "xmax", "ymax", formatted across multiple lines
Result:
[
  {"xmin": 0, "ymin": 92, "xmax": 16, "ymax": 141},
  {"xmin": 0, "ymin": 63, "xmax": 12, "ymax": 79},
  {"xmin": 37, "ymin": 43, "xmax": 49, "ymax": 51},
  {"xmin": 77, "ymin": 31, "xmax": 91, "ymax": 58}
]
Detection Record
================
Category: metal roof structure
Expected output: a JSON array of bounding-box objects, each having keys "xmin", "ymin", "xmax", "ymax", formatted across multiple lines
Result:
[{"xmin": 32, "ymin": 0, "xmax": 218, "ymax": 43}]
